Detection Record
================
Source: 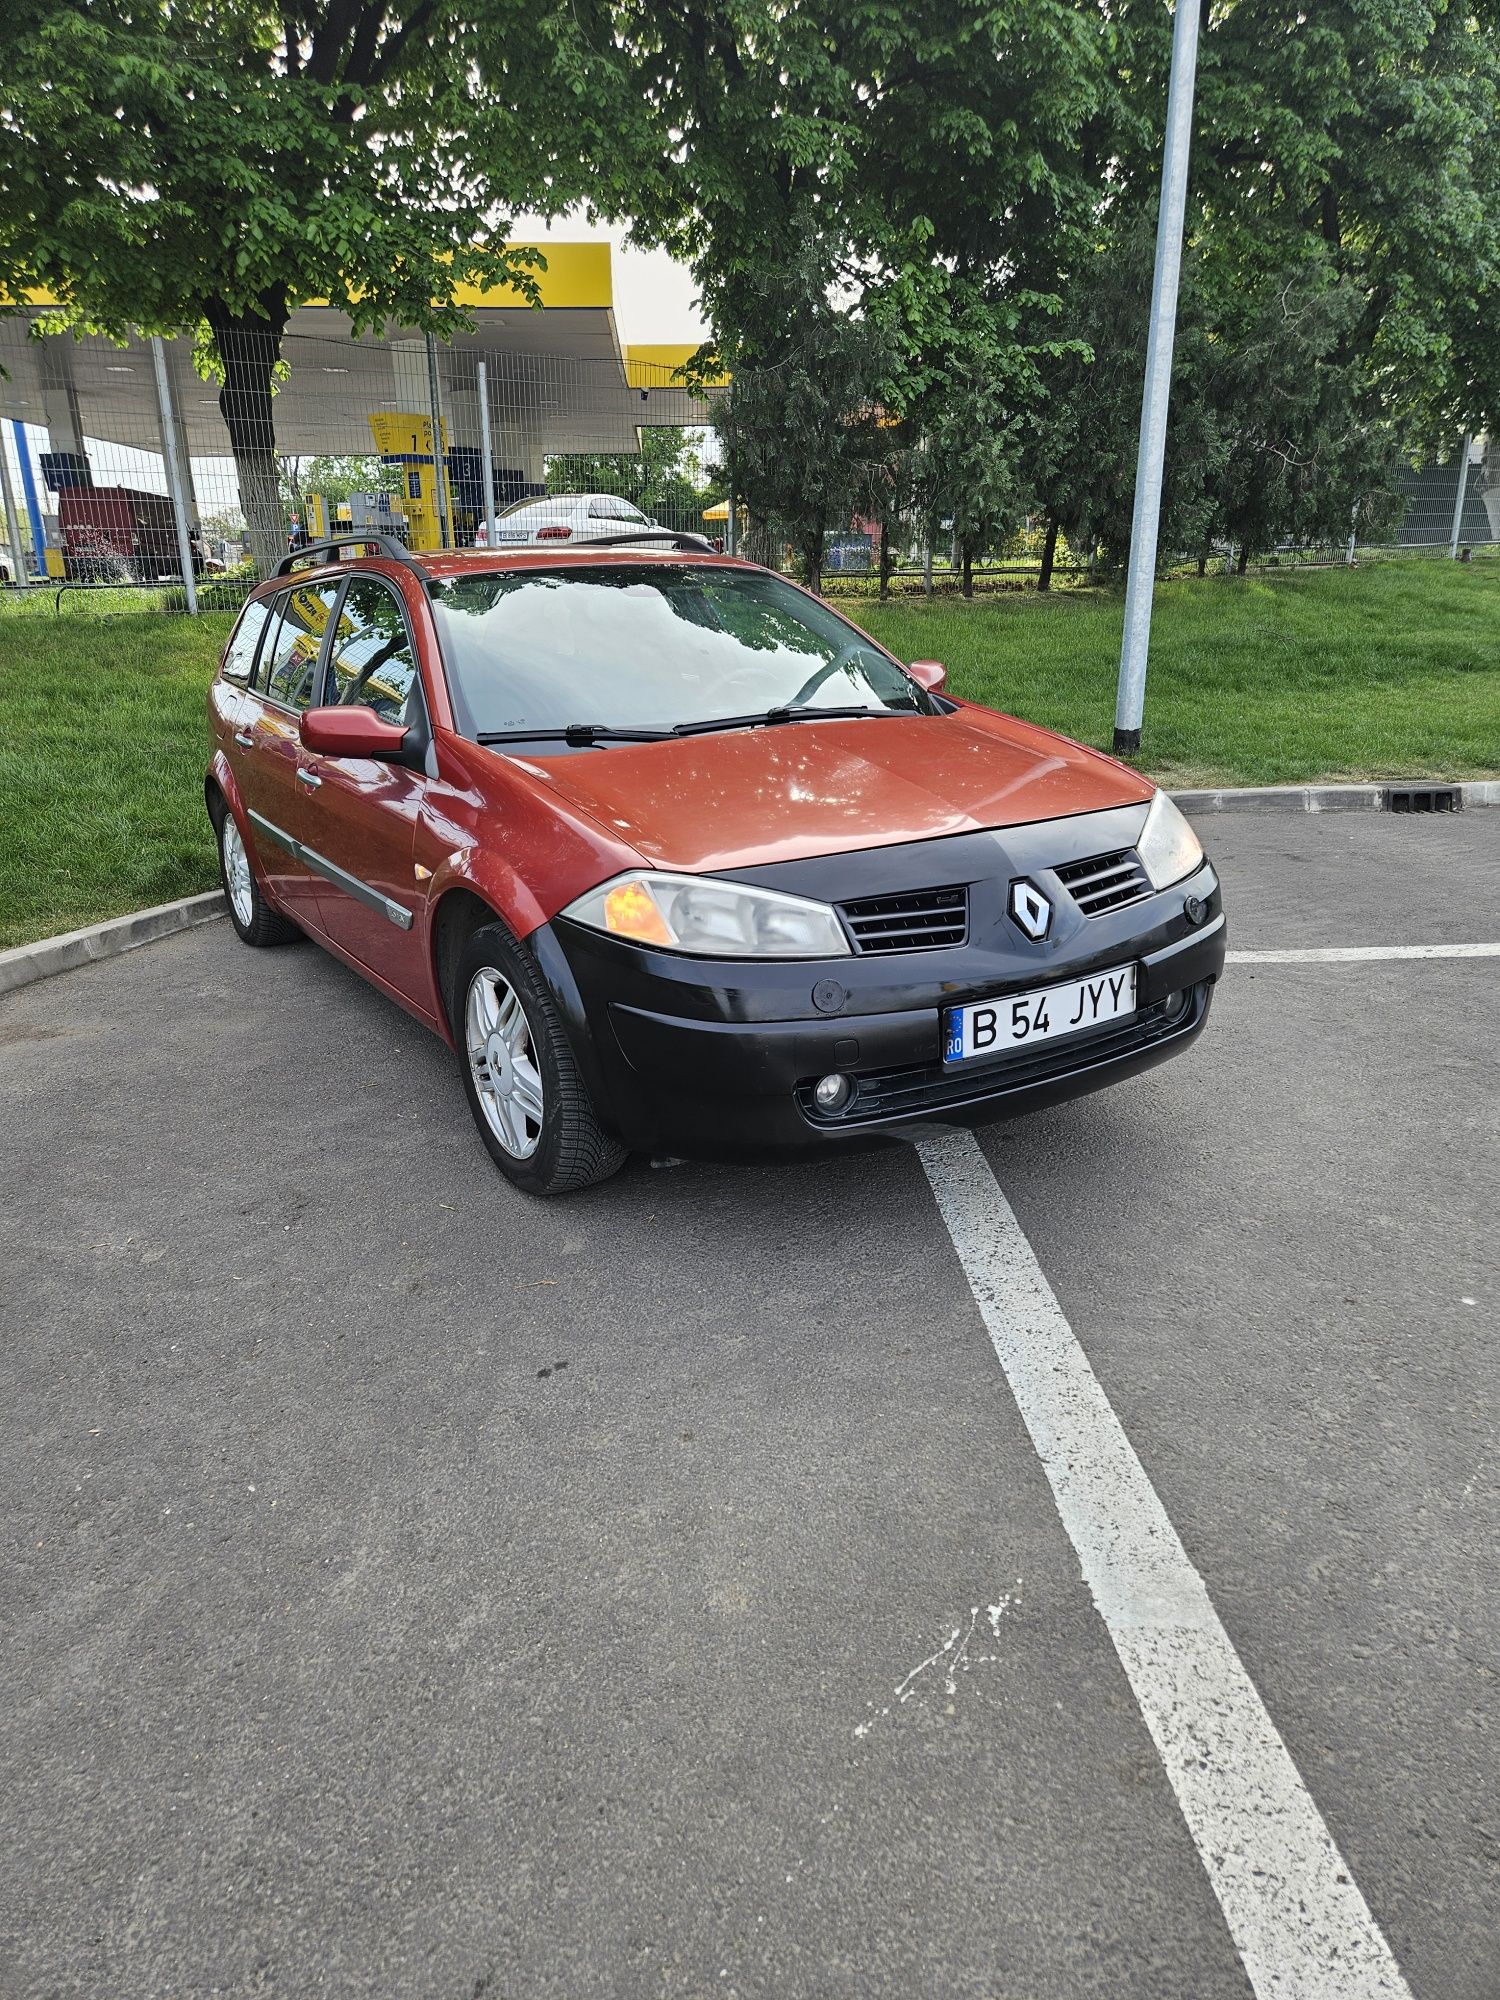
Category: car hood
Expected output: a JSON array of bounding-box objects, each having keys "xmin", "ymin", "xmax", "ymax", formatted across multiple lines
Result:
[{"xmin": 516, "ymin": 707, "xmax": 1153, "ymax": 872}]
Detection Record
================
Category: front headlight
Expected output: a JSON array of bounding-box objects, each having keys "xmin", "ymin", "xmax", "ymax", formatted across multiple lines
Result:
[
  {"xmin": 563, "ymin": 870, "xmax": 852, "ymax": 958},
  {"xmin": 1136, "ymin": 790, "xmax": 1204, "ymax": 890}
]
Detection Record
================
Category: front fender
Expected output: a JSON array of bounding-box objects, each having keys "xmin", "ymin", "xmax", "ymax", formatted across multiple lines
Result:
[{"xmin": 423, "ymin": 843, "xmax": 549, "ymax": 945}]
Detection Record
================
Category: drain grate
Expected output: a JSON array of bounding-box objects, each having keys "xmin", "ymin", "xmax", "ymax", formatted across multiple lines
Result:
[{"xmin": 1385, "ymin": 784, "xmax": 1463, "ymax": 814}]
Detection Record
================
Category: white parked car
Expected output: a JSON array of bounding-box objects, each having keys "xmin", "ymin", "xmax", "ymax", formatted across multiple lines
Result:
[{"xmin": 473, "ymin": 493, "xmax": 661, "ymax": 548}]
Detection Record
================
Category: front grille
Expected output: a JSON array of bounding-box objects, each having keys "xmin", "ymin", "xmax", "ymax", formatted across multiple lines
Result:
[
  {"xmin": 1055, "ymin": 848, "xmax": 1152, "ymax": 916},
  {"xmin": 797, "ymin": 986, "xmax": 1204, "ymax": 1126},
  {"xmin": 838, "ymin": 886, "xmax": 968, "ymax": 954}
]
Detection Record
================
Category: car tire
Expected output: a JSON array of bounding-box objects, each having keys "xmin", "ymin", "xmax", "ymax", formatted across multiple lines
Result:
[
  {"xmin": 212, "ymin": 796, "xmax": 300, "ymax": 947},
  {"xmin": 453, "ymin": 920, "xmax": 626, "ymax": 1196}
]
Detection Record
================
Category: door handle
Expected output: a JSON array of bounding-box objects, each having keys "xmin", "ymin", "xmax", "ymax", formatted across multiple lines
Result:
[
  {"xmin": 233, "ymin": 729, "xmax": 254, "ymax": 748},
  {"xmin": 296, "ymin": 767, "xmax": 322, "ymax": 790}
]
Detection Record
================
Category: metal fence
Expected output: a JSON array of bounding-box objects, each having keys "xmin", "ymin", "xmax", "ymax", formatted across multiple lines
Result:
[
  {"xmin": 0, "ymin": 319, "xmax": 728, "ymax": 613},
  {"xmin": 0, "ymin": 313, "xmax": 1495, "ymax": 616}
]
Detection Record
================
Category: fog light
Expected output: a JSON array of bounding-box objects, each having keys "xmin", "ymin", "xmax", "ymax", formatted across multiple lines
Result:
[
  {"xmin": 1160, "ymin": 988, "xmax": 1189, "ymax": 1020},
  {"xmin": 814, "ymin": 1072, "xmax": 852, "ymax": 1113}
]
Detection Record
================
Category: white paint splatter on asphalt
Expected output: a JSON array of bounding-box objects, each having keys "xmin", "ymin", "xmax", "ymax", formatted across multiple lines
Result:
[{"xmin": 854, "ymin": 1585, "xmax": 1020, "ymax": 1738}]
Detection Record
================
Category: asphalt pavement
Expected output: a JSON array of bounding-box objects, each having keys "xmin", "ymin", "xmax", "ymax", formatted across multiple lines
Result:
[{"xmin": 1, "ymin": 813, "xmax": 1495, "ymax": 2000}]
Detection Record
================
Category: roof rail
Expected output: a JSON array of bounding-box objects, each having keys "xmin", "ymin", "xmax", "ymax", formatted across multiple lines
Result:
[
  {"xmin": 277, "ymin": 533, "xmax": 419, "ymax": 576},
  {"xmin": 555, "ymin": 529, "xmax": 719, "ymax": 554}
]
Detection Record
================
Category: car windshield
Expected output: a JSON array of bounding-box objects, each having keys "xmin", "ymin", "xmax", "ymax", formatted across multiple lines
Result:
[{"xmin": 429, "ymin": 564, "xmax": 934, "ymax": 738}]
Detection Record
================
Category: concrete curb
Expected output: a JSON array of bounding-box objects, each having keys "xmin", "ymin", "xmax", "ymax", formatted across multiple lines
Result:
[
  {"xmin": 0, "ymin": 892, "xmax": 225, "ymax": 999},
  {"xmin": 1174, "ymin": 780, "xmax": 1500, "ymax": 816}
]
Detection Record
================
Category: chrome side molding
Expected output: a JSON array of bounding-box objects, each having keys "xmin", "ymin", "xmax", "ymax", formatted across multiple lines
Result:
[{"xmin": 247, "ymin": 809, "xmax": 414, "ymax": 931}]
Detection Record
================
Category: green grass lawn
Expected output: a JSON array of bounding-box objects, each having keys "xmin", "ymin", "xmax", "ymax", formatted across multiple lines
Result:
[
  {"xmin": 853, "ymin": 558, "xmax": 1500, "ymax": 788},
  {"xmin": 0, "ymin": 612, "xmax": 234, "ymax": 949},
  {"xmin": 1, "ymin": 559, "xmax": 1496, "ymax": 950}
]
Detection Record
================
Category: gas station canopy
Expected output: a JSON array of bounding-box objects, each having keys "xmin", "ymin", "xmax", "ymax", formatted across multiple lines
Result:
[{"xmin": 0, "ymin": 243, "xmax": 720, "ymax": 462}]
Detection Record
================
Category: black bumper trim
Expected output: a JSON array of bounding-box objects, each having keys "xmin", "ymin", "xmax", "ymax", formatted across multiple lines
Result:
[
  {"xmin": 534, "ymin": 857, "xmax": 1226, "ymax": 1160},
  {"xmin": 796, "ymin": 983, "xmax": 1209, "ymax": 1128}
]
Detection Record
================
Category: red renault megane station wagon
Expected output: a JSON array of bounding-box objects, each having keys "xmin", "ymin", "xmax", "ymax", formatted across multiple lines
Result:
[{"xmin": 206, "ymin": 533, "xmax": 1225, "ymax": 1195}]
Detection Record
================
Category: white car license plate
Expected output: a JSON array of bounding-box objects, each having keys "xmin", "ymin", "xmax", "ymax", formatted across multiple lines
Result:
[{"xmin": 944, "ymin": 965, "xmax": 1137, "ymax": 1063}]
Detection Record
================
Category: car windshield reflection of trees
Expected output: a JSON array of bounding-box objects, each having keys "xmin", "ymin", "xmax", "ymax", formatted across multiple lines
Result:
[{"xmin": 432, "ymin": 566, "xmax": 925, "ymax": 740}]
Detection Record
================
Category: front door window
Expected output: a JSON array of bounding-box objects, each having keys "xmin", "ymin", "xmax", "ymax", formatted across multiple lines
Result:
[{"xmin": 324, "ymin": 579, "xmax": 422, "ymax": 724}]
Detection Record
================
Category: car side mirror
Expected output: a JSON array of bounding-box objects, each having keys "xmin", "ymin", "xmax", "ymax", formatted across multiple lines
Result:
[
  {"xmin": 908, "ymin": 658, "xmax": 947, "ymax": 695},
  {"xmin": 300, "ymin": 705, "xmax": 411, "ymax": 761}
]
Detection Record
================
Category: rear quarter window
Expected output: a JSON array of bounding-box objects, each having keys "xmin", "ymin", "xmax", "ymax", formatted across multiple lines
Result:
[{"xmin": 222, "ymin": 599, "xmax": 273, "ymax": 686}]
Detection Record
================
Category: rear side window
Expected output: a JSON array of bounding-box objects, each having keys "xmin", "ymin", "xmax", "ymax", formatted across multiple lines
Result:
[
  {"xmin": 260, "ymin": 584, "xmax": 340, "ymax": 711},
  {"xmin": 324, "ymin": 578, "xmax": 422, "ymax": 726},
  {"xmin": 222, "ymin": 600, "xmax": 272, "ymax": 686}
]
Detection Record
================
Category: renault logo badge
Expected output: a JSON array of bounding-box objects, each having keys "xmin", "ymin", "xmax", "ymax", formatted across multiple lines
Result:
[{"xmin": 1009, "ymin": 878, "xmax": 1052, "ymax": 941}]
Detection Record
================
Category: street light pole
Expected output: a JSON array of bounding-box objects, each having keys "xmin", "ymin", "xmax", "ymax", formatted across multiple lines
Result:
[{"xmin": 1113, "ymin": 0, "xmax": 1203, "ymax": 754}]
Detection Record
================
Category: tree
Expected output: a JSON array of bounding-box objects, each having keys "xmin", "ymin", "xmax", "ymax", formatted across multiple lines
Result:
[
  {"xmin": 1198, "ymin": 262, "xmax": 1406, "ymax": 568},
  {"xmin": 916, "ymin": 297, "xmax": 1062, "ymax": 596},
  {"xmin": 1095, "ymin": 0, "xmax": 1500, "ymax": 455},
  {"xmin": 1001, "ymin": 0, "xmax": 1500, "ymax": 584},
  {"xmin": 1022, "ymin": 226, "xmax": 1224, "ymax": 580},
  {"xmin": 0, "ymin": 0, "xmax": 649, "ymax": 572},
  {"xmin": 623, "ymin": 0, "xmax": 1108, "ymax": 581},
  {"xmin": 623, "ymin": 0, "xmax": 1104, "ymax": 337},
  {"xmin": 1194, "ymin": 0, "xmax": 1500, "ymax": 548},
  {"xmin": 711, "ymin": 250, "xmax": 897, "ymax": 594}
]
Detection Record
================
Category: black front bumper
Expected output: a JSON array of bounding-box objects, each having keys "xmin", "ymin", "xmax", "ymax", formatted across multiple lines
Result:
[{"xmin": 530, "ymin": 808, "xmax": 1226, "ymax": 1160}]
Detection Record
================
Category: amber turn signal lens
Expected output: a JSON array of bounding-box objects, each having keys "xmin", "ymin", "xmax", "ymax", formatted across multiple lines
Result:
[{"xmin": 602, "ymin": 879, "xmax": 673, "ymax": 946}]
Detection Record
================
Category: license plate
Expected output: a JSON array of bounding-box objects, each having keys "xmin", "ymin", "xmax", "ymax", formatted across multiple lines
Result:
[{"xmin": 944, "ymin": 965, "xmax": 1137, "ymax": 1063}]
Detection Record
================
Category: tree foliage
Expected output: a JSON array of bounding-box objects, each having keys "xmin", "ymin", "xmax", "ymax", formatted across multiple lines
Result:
[
  {"xmin": 642, "ymin": 0, "xmax": 1500, "ymax": 574},
  {"xmin": 1054, "ymin": 0, "xmax": 1500, "ymax": 566},
  {"xmin": 712, "ymin": 257, "xmax": 897, "ymax": 593},
  {"xmin": 6, "ymin": 0, "xmax": 1500, "ymax": 585},
  {"xmin": 625, "ymin": 0, "xmax": 1108, "ymax": 582},
  {"xmin": 0, "ymin": 0, "xmax": 646, "ymax": 570}
]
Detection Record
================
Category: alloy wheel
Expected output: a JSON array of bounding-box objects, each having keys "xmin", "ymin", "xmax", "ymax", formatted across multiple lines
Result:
[
  {"xmin": 222, "ymin": 815, "xmax": 254, "ymax": 927},
  {"xmin": 465, "ymin": 966, "xmax": 545, "ymax": 1159}
]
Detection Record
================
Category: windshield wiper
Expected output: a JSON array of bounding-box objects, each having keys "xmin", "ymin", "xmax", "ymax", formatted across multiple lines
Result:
[
  {"xmin": 672, "ymin": 704, "xmax": 903, "ymax": 738},
  {"xmin": 475, "ymin": 706, "xmax": 911, "ymax": 748},
  {"xmin": 476, "ymin": 723, "xmax": 671, "ymax": 747}
]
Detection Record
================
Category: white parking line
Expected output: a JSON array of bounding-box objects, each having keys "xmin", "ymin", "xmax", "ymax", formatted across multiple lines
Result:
[
  {"xmin": 1228, "ymin": 942, "xmax": 1500, "ymax": 963},
  {"xmin": 918, "ymin": 1130, "xmax": 1412, "ymax": 2000}
]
